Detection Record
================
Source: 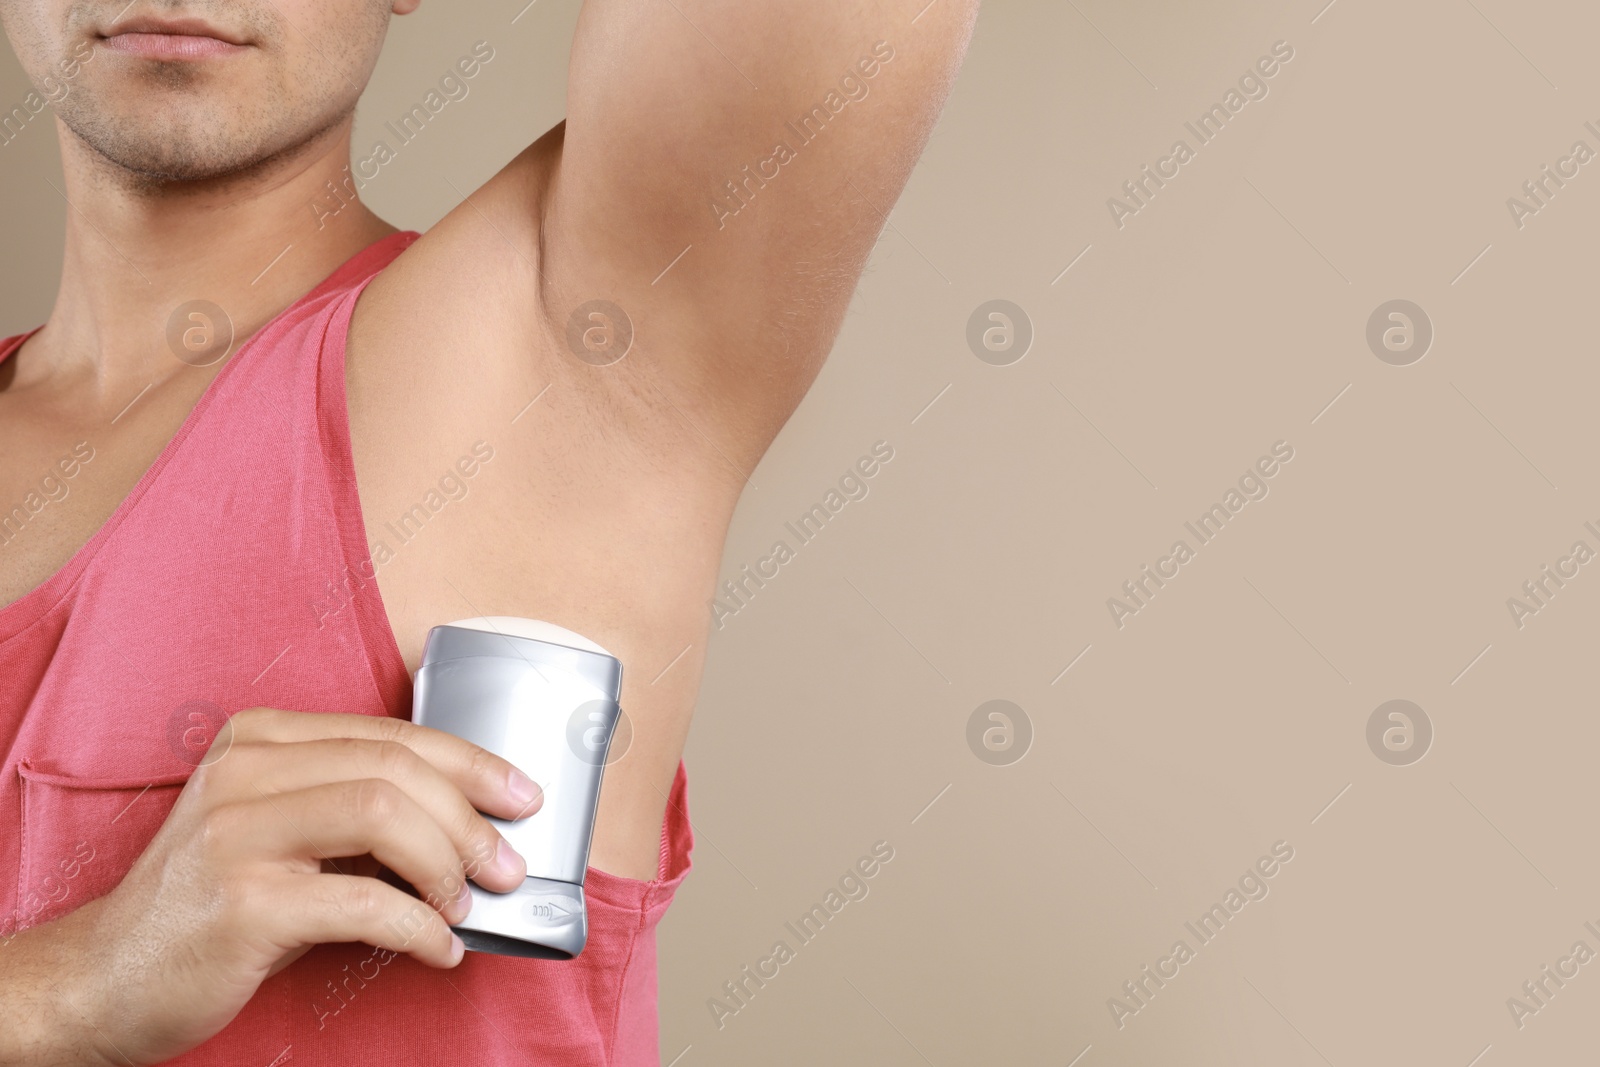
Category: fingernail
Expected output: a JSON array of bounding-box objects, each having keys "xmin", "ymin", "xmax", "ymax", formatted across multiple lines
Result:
[
  {"xmin": 449, "ymin": 931, "xmax": 465, "ymax": 963},
  {"xmin": 496, "ymin": 836, "xmax": 526, "ymax": 879},
  {"xmin": 507, "ymin": 769, "xmax": 541, "ymax": 813},
  {"xmin": 452, "ymin": 879, "xmax": 473, "ymax": 923}
]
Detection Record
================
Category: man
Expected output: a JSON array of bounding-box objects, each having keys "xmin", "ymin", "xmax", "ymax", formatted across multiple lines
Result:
[{"xmin": 0, "ymin": 0, "xmax": 976, "ymax": 1062}]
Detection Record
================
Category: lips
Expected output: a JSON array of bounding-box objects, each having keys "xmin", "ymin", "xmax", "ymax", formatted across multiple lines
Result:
[
  {"xmin": 99, "ymin": 15, "xmax": 250, "ymax": 59},
  {"xmin": 104, "ymin": 14, "xmax": 246, "ymax": 44}
]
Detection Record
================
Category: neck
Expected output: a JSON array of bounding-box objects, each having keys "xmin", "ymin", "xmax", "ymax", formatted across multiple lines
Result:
[{"xmin": 20, "ymin": 112, "xmax": 397, "ymax": 405}]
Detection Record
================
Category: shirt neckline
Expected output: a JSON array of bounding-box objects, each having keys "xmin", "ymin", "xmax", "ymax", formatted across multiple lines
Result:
[{"xmin": 0, "ymin": 229, "xmax": 419, "ymax": 643}]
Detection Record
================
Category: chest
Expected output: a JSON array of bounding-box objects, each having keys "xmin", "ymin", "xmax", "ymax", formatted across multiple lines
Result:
[{"xmin": 0, "ymin": 368, "xmax": 216, "ymax": 610}]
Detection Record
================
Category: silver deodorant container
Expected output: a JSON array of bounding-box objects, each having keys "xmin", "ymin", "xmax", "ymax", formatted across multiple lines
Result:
[{"xmin": 412, "ymin": 617, "xmax": 623, "ymax": 959}]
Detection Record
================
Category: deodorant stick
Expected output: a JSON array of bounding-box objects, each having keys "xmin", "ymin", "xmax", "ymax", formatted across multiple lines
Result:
[{"xmin": 412, "ymin": 616, "xmax": 623, "ymax": 958}]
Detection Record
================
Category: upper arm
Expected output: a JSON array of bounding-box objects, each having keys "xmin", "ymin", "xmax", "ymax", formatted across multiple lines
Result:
[
  {"xmin": 339, "ymin": 2, "xmax": 978, "ymax": 872},
  {"xmin": 538, "ymin": 0, "xmax": 979, "ymax": 465},
  {"xmin": 347, "ymin": 0, "xmax": 979, "ymax": 515}
]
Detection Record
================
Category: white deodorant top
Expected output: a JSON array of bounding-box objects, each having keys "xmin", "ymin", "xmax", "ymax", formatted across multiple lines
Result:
[{"xmin": 446, "ymin": 616, "xmax": 613, "ymax": 658}]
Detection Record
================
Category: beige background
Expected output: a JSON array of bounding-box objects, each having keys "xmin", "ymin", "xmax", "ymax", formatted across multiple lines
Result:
[{"xmin": 7, "ymin": 0, "xmax": 1600, "ymax": 1063}]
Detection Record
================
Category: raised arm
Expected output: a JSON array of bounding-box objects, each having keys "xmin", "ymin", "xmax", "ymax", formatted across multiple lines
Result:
[
  {"xmin": 540, "ymin": 0, "xmax": 979, "ymax": 460},
  {"xmin": 342, "ymin": 0, "xmax": 982, "ymax": 881}
]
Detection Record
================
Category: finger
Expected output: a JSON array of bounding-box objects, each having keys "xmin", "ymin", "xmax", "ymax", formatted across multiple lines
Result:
[
  {"xmin": 226, "ymin": 737, "xmax": 525, "ymax": 891},
  {"xmin": 263, "ymin": 871, "xmax": 465, "ymax": 969},
  {"xmin": 222, "ymin": 780, "xmax": 476, "ymax": 923},
  {"xmin": 231, "ymin": 708, "xmax": 543, "ymax": 822}
]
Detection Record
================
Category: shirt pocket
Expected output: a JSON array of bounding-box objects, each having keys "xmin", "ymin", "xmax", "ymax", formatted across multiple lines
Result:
[{"xmin": 14, "ymin": 758, "xmax": 189, "ymax": 932}]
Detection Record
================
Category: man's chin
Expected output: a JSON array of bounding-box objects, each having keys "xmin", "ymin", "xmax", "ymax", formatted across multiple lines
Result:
[
  {"xmin": 90, "ymin": 145, "xmax": 252, "ymax": 183},
  {"xmin": 63, "ymin": 119, "xmax": 269, "ymax": 184},
  {"xmin": 56, "ymin": 90, "xmax": 352, "ymax": 190}
]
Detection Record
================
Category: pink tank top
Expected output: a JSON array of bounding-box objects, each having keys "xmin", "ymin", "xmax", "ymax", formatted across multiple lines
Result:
[{"xmin": 0, "ymin": 231, "xmax": 693, "ymax": 1065}]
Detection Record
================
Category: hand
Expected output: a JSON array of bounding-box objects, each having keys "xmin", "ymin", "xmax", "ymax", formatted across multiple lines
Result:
[{"xmin": 1, "ymin": 707, "xmax": 541, "ymax": 1066}]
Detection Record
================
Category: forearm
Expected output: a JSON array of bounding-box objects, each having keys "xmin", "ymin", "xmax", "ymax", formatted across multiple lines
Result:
[{"xmin": 0, "ymin": 901, "xmax": 114, "ymax": 1067}]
